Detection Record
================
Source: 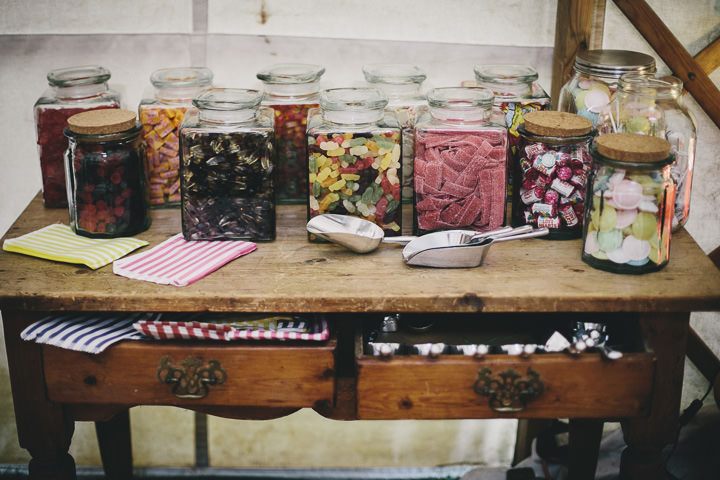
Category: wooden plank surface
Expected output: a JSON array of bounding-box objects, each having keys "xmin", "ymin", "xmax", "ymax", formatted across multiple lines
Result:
[{"xmin": 1, "ymin": 195, "xmax": 719, "ymax": 314}]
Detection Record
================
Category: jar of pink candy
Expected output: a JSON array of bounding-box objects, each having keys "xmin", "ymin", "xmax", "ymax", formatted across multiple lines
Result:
[
  {"xmin": 413, "ymin": 87, "xmax": 508, "ymax": 235},
  {"xmin": 557, "ymin": 50, "xmax": 656, "ymax": 127},
  {"xmin": 512, "ymin": 111, "xmax": 595, "ymax": 240},
  {"xmin": 582, "ymin": 133, "xmax": 675, "ymax": 274}
]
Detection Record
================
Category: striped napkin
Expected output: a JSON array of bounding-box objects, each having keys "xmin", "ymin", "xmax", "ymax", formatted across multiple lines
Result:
[
  {"xmin": 2, "ymin": 224, "xmax": 148, "ymax": 270},
  {"xmin": 113, "ymin": 234, "xmax": 257, "ymax": 286},
  {"xmin": 20, "ymin": 312, "xmax": 159, "ymax": 354}
]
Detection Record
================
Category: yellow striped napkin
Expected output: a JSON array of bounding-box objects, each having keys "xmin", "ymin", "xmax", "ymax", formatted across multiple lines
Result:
[{"xmin": 3, "ymin": 224, "xmax": 148, "ymax": 270}]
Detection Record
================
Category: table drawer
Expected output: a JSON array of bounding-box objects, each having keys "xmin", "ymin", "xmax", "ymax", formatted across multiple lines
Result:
[
  {"xmin": 44, "ymin": 337, "xmax": 336, "ymax": 408},
  {"xmin": 355, "ymin": 314, "xmax": 654, "ymax": 419}
]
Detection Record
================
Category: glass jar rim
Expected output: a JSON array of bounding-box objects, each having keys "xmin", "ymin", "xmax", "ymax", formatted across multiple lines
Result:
[
  {"xmin": 47, "ymin": 65, "xmax": 111, "ymax": 87},
  {"xmin": 619, "ymin": 73, "xmax": 682, "ymax": 98},
  {"xmin": 320, "ymin": 87, "xmax": 388, "ymax": 111},
  {"xmin": 574, "ymin": 49, "xmax": 656, "ymax": 77},
  {"xmin": 362, "ymin": 64, "xmax": 427, "ymax": 85},
  {"xmin": 256, "ymin": 63, "xmax": 325, "ymax": 84},
  {"xmin": 150, "ymin": 67, "xmax": 213, "ymax": 88},
  {"xmin": 473, "ymin": 64, "xmax": 538, "ymax": 85},
  {"xmin": 193, "ymin": 88, "xmax": 263, "ymax": 111},
  {"xmin": 427, "ymin": 87, "xmax": 494, "ymax": 108}
]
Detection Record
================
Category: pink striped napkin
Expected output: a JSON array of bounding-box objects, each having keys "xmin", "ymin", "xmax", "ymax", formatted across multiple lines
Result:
[{"xmin": 113, "ymin": 234, "xmax": 256, "ymax": 286}]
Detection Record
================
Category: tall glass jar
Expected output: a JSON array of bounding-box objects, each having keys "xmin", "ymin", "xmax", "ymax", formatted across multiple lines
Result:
[
  {"xmin": 139, "ymin": 67, "xmax": 213, "ymax": 208},
  {"xmin": 597, "ymin": 74, "xmax": 696, "ymax": 231},
  {"xmin": 35, "ymin": 65, "xmax": 121, "ymax": 208},
  {"xmin": 582, "ymin": 133, "xmax": 675, "ymax": 274},
  {"xmin": 363, "ymin": 64, "xmax": 427, "ymax": 203},
  {"xmin": 557, "ymin": 50, "xmax": 656, "ymax": 126},
  {"xmin": 473, "ymin": 64, "xmax": 550, "ymax": 157},
  {"xmin": 64, "ymin": 109, "xmax": 150, "ymax": 238},
  {"xmin": 257, "ymin": 63, "xmax": 325, "ymax": 204},
  {"xmin": 306, "ymin": 88, "xmax": 402, "ymax": 238},
  {"xmin": 414, "ymin": 87, "xmax": 508, "ymax": 235},
  {"xmin": 180, "ymin": 89, "xmax": 275, "ymax": 241},
  {"xmin": 512, "ymin": 111, "xmax": 595, "ymax": 239}
]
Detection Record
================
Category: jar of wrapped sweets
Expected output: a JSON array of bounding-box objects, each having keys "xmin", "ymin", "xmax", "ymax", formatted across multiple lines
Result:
[
  {"xmin": 257, "ymin": 63, "xmax": 325, "ymax": 204},
  {"xmin": 413, "ymin": 87, "xmax": 508, "ymax": 235},
  {"xmin": 64, "ymin": 109, "xmax": 150, "ymax": 238},
  {"xmin": 582, "ymin": 133, "xmax": 674, "ymax": 274},
  {"xmin": 180, "ymin": 88, "xmax": 275, "ymax": 241},
  {"xmin": 363, "ymin": 63, "xmax": 428, "ymax": 203},
  {"xmin": 139, "ymin": 67, "xmax": 213, "ymax": 208},
  {"xmin": 35, "ymin": 65, "xmax": 121, "ymax": 207},
  {"xmin": 557, "ymin": 50, "xmax": 656, "ymax": 127},
  {"xmin": 512, "ymin": 111, "xmax": 595, "ymax": 239},
  {"xmin": 306, "ymin": 87, "xmax": 402, "ymax": 239}
]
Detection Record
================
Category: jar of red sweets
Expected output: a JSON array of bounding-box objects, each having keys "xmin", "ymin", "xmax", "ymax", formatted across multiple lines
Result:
[
  {"xmin": 512, "ymin": 111, "xmax": 595, "ymax": 239},
  {"xmin": 64, "ymin": 109, "xmax": 150, "ymax": 238},
  {"xmin": 34, "ymin": 65, "xmax": 121, "ymax": 208},
  {"xmin": 257, "ymin": 63, "xmax": 325, "ymax": 204},
  {"xmin": 139, "ymin": 67, "xmax": 213, "ymax": 208},
  {"xmin": 307, "ymin": 88, "xmax": 402, "ymax": 239},
  {"xmin": 413, "ymin": 87, "xmax": 508, "ymax": 235},
  {"xmin": 363, "ymin": 63, "xmax": 427, "ymax": 203},
  {"xmin": 582, "ymin": 133, "xmax": 674, "ymax": 274}
]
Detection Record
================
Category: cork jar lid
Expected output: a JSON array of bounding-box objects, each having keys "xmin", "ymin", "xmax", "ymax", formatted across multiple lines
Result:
[
  {"xmin": 523, "ymin": 111, "xmax": 593, "ymax": 137},
  {"xmin": 67, "ymin": 109, "xmax": 137, "ymax": 135},
  {"xmin": 595, "ymin": 133, "xmax": 671, "ymax": 163}
]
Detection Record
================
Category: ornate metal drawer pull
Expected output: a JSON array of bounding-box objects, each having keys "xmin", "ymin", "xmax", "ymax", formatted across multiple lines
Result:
[
  {"xmin": 473, "ymin": 367, "xmax": 543, "ymax": 413},
  {"xmin": 157, "ymin": 356, "xmax": 226, "ymax": 399}
]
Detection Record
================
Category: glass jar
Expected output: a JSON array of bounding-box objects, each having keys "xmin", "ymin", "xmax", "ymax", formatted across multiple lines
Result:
[
  {"xmin": 557, "ymin": 50, "xmax": 656, "ymax": 126},
  {"xmin": 257, "ymin": 63, "xmax": 325, "ymax": 204},
  {"xmin": 363, "ymin": 64, "xmax": 427, "ymax": 203},
  {"xmin": 35, "ymin": 65, "xmax": 121, "ymax": 208},
  {"xmin": 180, "ymin": 88, "xmax": 275, "ymax": 241},
  {"xmin": 473, "ymin": 64, "xmax": 550, "ymax": 157},
  {"xmin": 414, "ymin": 87, "xmax": 508, "ymax": 234},
  {"xmin": 582, "ymin": 133, "xmax": 675, "ymax": 274},
  {"xmin": 512, "ymin": 111, "xmax": 595, "ymax": 239},
  {"xmin": 139, "ymin": 67, "xmax": 213, "ymax": 208},
  {"xmin": 597, "ymin": 74, "xmax": 696, "ymax": 231},
  {"xmin": 306, "ymin": 88, "xmax": 402, "ymax": 238},
  {"xmin": 64, "ymin": 109, "xmax": 150, "ymax": 238}
]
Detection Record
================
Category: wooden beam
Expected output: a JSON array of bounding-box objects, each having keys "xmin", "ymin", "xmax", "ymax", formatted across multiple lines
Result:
[
  {"xmin": 695, "ymin": 36, "xmax": 720, "ymax": 75},
  {"xmin": 613, "ymin": 0, "xmax": 720, "ymax": 130},
  {"xmin": 551, "ymin": 0, "xmax": 607, "ymax": 107}
]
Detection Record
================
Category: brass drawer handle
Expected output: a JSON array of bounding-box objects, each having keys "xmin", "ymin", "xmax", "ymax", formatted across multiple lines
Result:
[
  {"xmin": 473, "ymin": 367, "xmax": 543, "ymax": 413},
  {"xmin": 157, "ymin": 356, "xmax": 227, "ymax": 399}
]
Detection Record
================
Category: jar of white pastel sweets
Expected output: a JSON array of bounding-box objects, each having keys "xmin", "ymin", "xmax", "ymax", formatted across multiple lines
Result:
[
  {"xmin": 582, "ymin": 133, "xmax": 674, "ymax": 274},
  {"xmin": 557, "ymin": 50, "xmax": 656, "ymax": 128}
]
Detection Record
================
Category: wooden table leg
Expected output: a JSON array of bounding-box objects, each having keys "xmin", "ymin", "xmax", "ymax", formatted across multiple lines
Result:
[
  {"xmin": 95, "ymin": 409, "xmax": 133, "ymax": 479},
  {"xmin": 568, "ymin": 419, "xmax": 604, "ymax": 480},
  {"xmin": 2, "ymin": 310, "xmax": 77, "ymax": 480},
  {"xmin": 620, "ymin": 312, "xmax": 689, "ymax": 480}
]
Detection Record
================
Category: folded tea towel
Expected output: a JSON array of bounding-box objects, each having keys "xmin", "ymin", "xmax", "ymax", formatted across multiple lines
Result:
[
  {"xmin": 2, "ymin": 223, "xmax": 148, "ymax": 269},
  {"xmin": 20, "ymin": 312, "xmax": 159, "ymax": 354},
  {"xmin": 113, "ymin": 233, "xmax": 256, "ymax": 286}
]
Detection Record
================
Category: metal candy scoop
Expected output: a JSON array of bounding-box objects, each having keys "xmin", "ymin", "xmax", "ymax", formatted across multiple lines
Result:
[{"xmin": 306, "ymin": 214, "xmax": 512, "ymax": 254}]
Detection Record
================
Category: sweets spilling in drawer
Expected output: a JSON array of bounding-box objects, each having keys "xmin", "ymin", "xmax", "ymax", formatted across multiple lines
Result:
[
  {"xmin": 355, "ymin": 313, "xmax": 654, "ymax": 420},
  {"xmin": 43, "ymin": 335, "xmax": 336, "ymax": 408}
]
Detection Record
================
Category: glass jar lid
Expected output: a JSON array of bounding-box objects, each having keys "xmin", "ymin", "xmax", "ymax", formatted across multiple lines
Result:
[
  {"xmin": 151, "ymin": 67, "xmax": 213, "ymax": 89},
  {"xmin": 193, "ymin": 88, "xmax": 263, "ymax": 123},
  {"xmin": 257, "ymin": 63, "xmax": 325, "ymax": 84},
  {"xmin": 594, "ymin": 133, "xmax": 672, "ymax": 166},
  {"xmin": 473, "ymin": 64, "xmax": 538, "ymax": 100},
  {"xmin": 362, "ymin": 64, "xmax": 427, "ymax": 85},
  {"xmin": 320, "ymin": 88, "xmax": 388, "ymax": 124},
  {"xmin": 47, "ymin": 65, "xmax": 111, "ymax": 87},
  {"xmin": 427, "ymin": 87, "xmax": 494, "ymax": 122},
  {"xmin": 574, "ymin": 50, "xmax": 656, "ymax": 78}
]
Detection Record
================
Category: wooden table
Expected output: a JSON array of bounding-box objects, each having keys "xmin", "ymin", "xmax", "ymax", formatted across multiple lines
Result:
[{"xmin": 2, "ymin": 195, "xmax": 720, "ymax": 480}]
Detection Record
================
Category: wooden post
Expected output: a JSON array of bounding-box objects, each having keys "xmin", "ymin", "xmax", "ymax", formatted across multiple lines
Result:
[{"xmin": 551, "ymin": 0, "xmax": 607, "ymax": 107}]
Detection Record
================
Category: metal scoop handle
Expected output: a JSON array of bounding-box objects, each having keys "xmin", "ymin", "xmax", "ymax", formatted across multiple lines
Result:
[
  {"xmin": 487, "ymin": 227, "xmax": 550, "ymax": 243},
  {"xmin": 382, "ymin": 226, "xmax": 515, "ymax": 246}
]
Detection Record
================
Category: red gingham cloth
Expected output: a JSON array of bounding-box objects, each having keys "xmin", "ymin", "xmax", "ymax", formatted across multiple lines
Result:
[{"xmin": 113, "ymin": 234, "xmax": 256, "ymax": 286}]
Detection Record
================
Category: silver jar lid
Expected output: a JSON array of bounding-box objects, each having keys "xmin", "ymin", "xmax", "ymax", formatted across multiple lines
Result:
[{"xmin": 574, "ymin": 50, "xmax": 656, "ymax": 78}]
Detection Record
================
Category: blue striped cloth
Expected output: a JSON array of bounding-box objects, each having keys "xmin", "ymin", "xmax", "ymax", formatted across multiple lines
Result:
[{"xmin": 20, "ymin": 312, "xmax": 160, "ymax": 354}]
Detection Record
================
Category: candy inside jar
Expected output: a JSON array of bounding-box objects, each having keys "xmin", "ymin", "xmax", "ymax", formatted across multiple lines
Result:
[
  {"xmin": 180, "ymin": 88, "xmax": 275, "ymax": 241},
  {"xmin": 582, "ymin": 133, "xmax": 675, "ymax": 274},
  {"xmin": 307, "ymin": 88, "xmax": 402, "ymax": 239}
]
